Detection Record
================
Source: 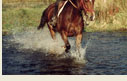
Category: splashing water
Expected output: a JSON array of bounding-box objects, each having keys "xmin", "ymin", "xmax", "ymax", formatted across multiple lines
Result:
[
  {"xmin": 11, "ymin": 27, "xmax": 65, "ymax": 54},
  {"xmin": 11, "ymin": 26, "xmax": 91, "ymax": 63},
  {"xmin": 68, "ymin": 38, "xmax": 91, "ymax": 64}
]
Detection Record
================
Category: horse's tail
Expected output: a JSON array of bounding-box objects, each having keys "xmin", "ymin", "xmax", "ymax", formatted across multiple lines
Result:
[{"xmin": 37, "ymin": 9, "xmax": 47, "ymax": 30}]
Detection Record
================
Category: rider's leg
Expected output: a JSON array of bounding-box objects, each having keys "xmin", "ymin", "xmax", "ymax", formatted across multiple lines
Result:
[{"xmin": 48, "ymin": 0, "xmax": 60, "ymax": 26}]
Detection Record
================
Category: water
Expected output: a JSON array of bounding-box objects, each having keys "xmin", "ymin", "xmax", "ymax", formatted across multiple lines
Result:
[{"xmin": 2, "ymin": 28, "xmax": 127, "ymax": 75}]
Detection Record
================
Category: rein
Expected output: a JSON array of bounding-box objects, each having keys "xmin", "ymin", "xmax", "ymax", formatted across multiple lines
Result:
[
  {"xmin": 57, "ymin": 0, "xmax": 78, "ymax": 17},
  {"xmin": 68, "ymin": 0, "xmax": 78, "ymax": 9}
]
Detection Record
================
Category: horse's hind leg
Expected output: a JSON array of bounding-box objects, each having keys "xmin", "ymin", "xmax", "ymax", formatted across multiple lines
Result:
[
  {"xmin": 76, "ymin": 33, "xmax": 82, "ymax": 56},
  {"xmin": 48, "ymin": 24, "xmax": 56, "ymax": 40},
  {"xmin": 61, "ymin": 31, "xmax": 71, "ymax": 53}
]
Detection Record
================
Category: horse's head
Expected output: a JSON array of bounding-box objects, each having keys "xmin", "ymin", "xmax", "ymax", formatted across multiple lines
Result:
[{"xmin": 79, "ymin": 0, "xmax": 95, "ymax": 21}]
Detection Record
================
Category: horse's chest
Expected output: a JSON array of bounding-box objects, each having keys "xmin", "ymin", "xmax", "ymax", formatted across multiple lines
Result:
[{"xmin": 66, "ymin": 26, "xmax": 82, "ymax": 36}]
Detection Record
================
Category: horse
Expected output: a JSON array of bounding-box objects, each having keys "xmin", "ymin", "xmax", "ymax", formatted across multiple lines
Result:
[{"xmin": 38, "ymin": 0, "xmax": 95, "ymax": 54}]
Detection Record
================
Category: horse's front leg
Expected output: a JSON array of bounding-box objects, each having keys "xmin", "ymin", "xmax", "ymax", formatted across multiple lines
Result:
[
  {"xmin": 48, "ymin": 23, "xmax": 56, "ymax": 40},
  {"xmin": 61, "ymin": 31, "xmax": 71, "ymax": 53},
  {"xmin": 76, "ymin": 33, "xmax": 82, "ymax": 57}
]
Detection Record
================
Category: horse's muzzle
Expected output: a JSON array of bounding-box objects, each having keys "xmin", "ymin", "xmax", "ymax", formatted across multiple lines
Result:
[
  {"xmin": 86, "ymin": 12, "xmax": 95, "ymax": 21},
  {"xmin": 90, "ymin": 12, "xmax": 95, "ymax": 21}
]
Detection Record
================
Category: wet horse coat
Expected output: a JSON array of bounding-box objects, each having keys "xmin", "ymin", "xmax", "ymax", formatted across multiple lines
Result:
[{"xmin": 38, "ymin": 0, "xmax": 95, "ymax": 53}]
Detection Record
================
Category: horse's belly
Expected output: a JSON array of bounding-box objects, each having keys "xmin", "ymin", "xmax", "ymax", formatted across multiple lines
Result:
[{"xmin": 67, "ymin": 33, "xmax": 75, "ymax": 37}]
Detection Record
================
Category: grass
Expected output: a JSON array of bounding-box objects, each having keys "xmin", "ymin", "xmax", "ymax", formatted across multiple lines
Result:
[
  {"xmin": 2, "ymin": 2, "xmax": 49, "ymax": 35},
  {"xmin": 85, "ymin": 0, "xmax": 127, "ymax": 32},
  {"xmin": 2, "ymin": 0, "xmax": 127, "ymax": 35}
]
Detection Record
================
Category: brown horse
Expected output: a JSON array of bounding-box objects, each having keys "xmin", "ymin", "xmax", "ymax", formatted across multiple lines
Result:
[{"xmin": 38, "ymin": 0, "xmax": 95, "ymax": 54}]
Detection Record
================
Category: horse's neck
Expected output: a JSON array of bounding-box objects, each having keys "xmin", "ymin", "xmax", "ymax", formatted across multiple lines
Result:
[
  {"xmin": 59, "ymin": 0, "xmax": 81, "ymax": 17},
  {"xmin": 70, "ymin": 0, "xmax": 81, "ymax": 8}
]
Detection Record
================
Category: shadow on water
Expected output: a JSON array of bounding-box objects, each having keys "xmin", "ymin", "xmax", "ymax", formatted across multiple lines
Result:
[
  {"xmin": 2, "ymin": 28, "xmax": 127, "ymax": 75},
  {"xmin": 2, "ymin": 39, "xmax": 85, "ymax": 75}
]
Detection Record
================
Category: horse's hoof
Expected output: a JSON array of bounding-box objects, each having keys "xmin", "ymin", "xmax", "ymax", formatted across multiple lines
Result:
[
  {"xmin": 65, "ymin": 48, "xmax": 71, "ymax": 53},
  {"xmin": 65, "ymin": 49, "xmax": 69, "ymax": 53},
  {"xmin": 66, "ymin": 44, "xmax": 71, "ymax": 50}
]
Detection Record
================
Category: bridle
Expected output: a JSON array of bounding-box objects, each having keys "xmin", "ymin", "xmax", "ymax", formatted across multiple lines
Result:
[
  {"xmin": 69, "ymin": 0, "xmax": 94, "ymax": 13},
  {"xmin": 68, "ymin": 0, "xmax": 78, "ymax": 9},
  {"xmin": 82, "ymin": 0, "xmax": 94, "ymax": 13}
]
